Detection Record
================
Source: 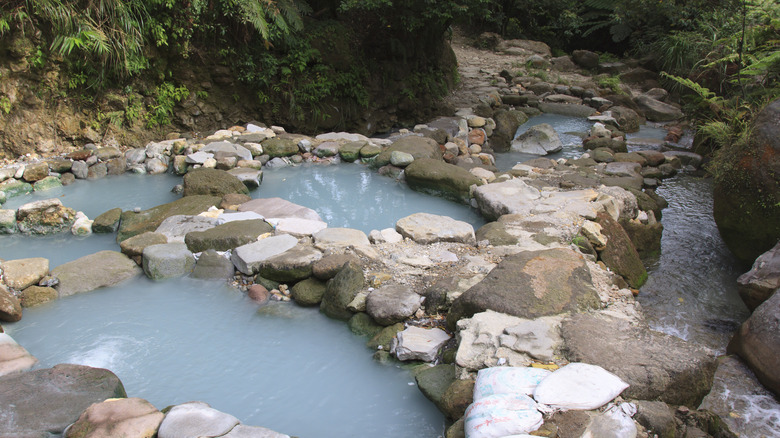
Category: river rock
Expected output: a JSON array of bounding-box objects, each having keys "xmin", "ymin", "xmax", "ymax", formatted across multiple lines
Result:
[
  {"xmin": 475, "ymin": 222, "xmax": 518, "ymax": 246},
  {"xmin": 583, "ymin": 137, "xmax": 628, "ymax": 153},
  {"xmin": 228, "ymin": 168, "xmax": 263, "ymax": 188},
  {"xmin": 373, "ymin": 136, "xmax": 442, "ymax": 168},
  {"xmin": 71, "ymin": 211, "xmax": 93, "ymax": 236},
  {"xmin": 415, "ymin": 364, "xmax": 457, "ymax": 413},
  {"xmin": 455, "ymin": 310, "xmax": 564, "ymax": 370},
  {"xmin": 473, "ymin": 179, "xmax": 540, "ymax": 221},
  {"xmin": 561, "ymin": 312, "xmax": 718, "ymax": 406},
  {"xmin": 185, "ymin": 219, "xmax": 272, "ymax": 252},
  {"xmin": 404, "ymin": 159, "xmax": 481, "ymax": 204},
  {"xmin": 71, "ymin": 161, "xmax": 89, "ymax": 179},
  {"xmin": 538, "ymin": 102, "xmax": 597, "ymax": 118},
  {"xmin": 596, "ymin": 212, "xmax": 647, "ymax": 288},
  {"xmin": 320, "ymin": 261, "xmax": 364, "ymax": 320},
  {"xmin": 87, "ymin": 162, "xmax": 108, "ymax": 180},
  {"xmin": 221, "ymin": 424, "xmax": 290, "ymax": 438},
  {"xmin": 1, "ymin": 257, "xmax": 49, "ymax": 290},
  {"xmin": 0, "ymin": 209, "xmax": 16, "ymax": 233},
  {"xmin": 182, "ymin": 168, "xmax": 248, "ymax": 197},
  {"xmin": 0, "ymin": 364, "xmax": 126, "ymax": 436},
  {"xmin": 191, "ymin": 250, "xmax": 235, "ymax": 280},
  {"xmin": 157, "ymin": 401, "xmax": 239, "ymax": 438},
  {"xmin": 33, "ymin": 175, "xmax": 62, "ymax": 192},
  {"xmin": 572, "ymin": 49, "xmax": 599, "ymax": 69},
  {"xmin": 0, "ymin": 284, "xmax": 22, "ymax": 322},
  {"xmin": 0, "ymin": 178, "xmax": 33, "ymax": 199},
  {"xmin": 119, "ymin": 231, "xmax": 169, "ymax": 263},
  {"xmin": 395, "ymin": 213, "xmax": 475, "ymax": 245},
  {"xmin": 117, "ymin": 195, "xmax": 221, "ymax": 242},
  {"xmin": 0, "ymin": 333, "xmax": 37, "ymax": 376},
  {"xmin": 64, "ymin": 397, "xmax": 164, "ymax": 438},
  {"xmin": 262, "ymin": 138, "xmax": 299, "ymax": 157},
  {"xmin": 20, "ymin": 285, "xmax": 58, "ymax": 307},
  {"xmin": 366, "ymin": 284, "xmax": 423, "ymax": 325},
  {"xmin": 231, "ymin": 234, "xmax": 298, "ymax": 275},
  {"xmin": 727, "ymin": 290, "xmax": 780, "ymax": 397},
  {"xmin": 92, "ymin": 208, "xmax": 122, "ymax": 233},
  {"xmin": 52, "ymin": 250, "xmax": 142, "ymax": 297},
  {"xmin": 106, "ymin": 157, "xmax": 127, "ymax": 176},
  {"xmin": 609, "ymin": 106, "xmax": 643, "ymax": 133},
  {"xmin": 273, "ymin": 217, "xmax": 328, "ymax": 237},
  {"xmin": 290, "ymin": 277, "xmax": 327, "ymax": 306},
  {"xmin": 700, "ymin": 355, "xmax": 780, "ymax": 438},
  {"xmin": 338, "ymin": 141, "xmax": 365, "ymax": 162},
  {"xmin": 21, "ymin": 162, "xmax": 49, "ymax": 182},
  {"xmin": 511, "ymin": 123, "xmax": 563, "ymax": 155},
  {"xmin": 313, "ymin": 227, "xmax": 370, "ymax": 251},
  {"xmin": 258, "ymin": 244, "xmax": 322, "ymax": 283},
  {"xmin": 312, "ymin": 254, "xmax": 360, "ymax": 280},
  {"xmin": 393, "ymin": 326, "xmax": 451, "ymax": 362},
  {"xmin": 16, "ymin": 198, "xmax": 76, "ymax": 235},
  {"xmin": 142, "ymin": 243, "xmax": 195, "ymax": 280},
  {"xmin": 155, "ymin": 215, "xmax": 219, "ymax": 243},
  {"xmin": 635, "ymin": 95, "xmax": 683, "ymax": 121},
  {"xmin": 202, "ymin": 141, "xmax": 253, "ymax": 162},
  {"xmin": 369, "ymin": 228, "xmax": 403, "ymax": 244},
  {"xmin": 737, "ymin": 241, "xmax": 780, "ymax": 310},
  {"xmin": 447, "ymin": 248, "xmax": 599, "ymax": 330},
  {"xmin": 238, "ymin": 197, "xmax": 322, "ymax": 222}
]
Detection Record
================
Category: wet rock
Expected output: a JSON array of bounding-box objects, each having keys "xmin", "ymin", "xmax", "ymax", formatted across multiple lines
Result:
[
  {"xmin": 608, "ymin": 106, "xmax": 643, "ymax": 133},
  {"xmin": 247, "ymin": 284, "xmax": 270, "ymax": 304},
  {"xmin": 119, "ymin": 231, "xmax": 169, "ymax": 263},
  {"xmin": 259, "ymin": 244, "xmax": 322, "ymax": 283},
  {"xmin": 185, "ymin": 219, "xmax": 272, "ymax": 252},
  {"xmin": 404, "ymin": 159, "xmax": 481, "ymax": 204},
  {"xmin": 228, "ymin": 168, "xmax": 263, "ymax": 188},
  {"xmin": 0, "ymin": 364, "xmax": 126, "ymax": 436},
  {"xmin": 441, "ymin": 379, "xmax": 475, "ymax": 420},
  {"xmin": 16, "ymin": 198, "xmax": 76, "ymax": 235},
  {"xmin": 620, "ymin": 218, "xmax": 663, "ymax": 257},
  {"xmin": 142, "ymin": 243, "xmax": 195, "ymax": 280},
  {"xmin": 182, "ymin": 168, "xmax": 248, "ymax": 197},
  {"xmin": 0, "ymin": 209, "xmax": 16, "ymax": 233},
  {"xmin": 339, "ymin": 141, "xmax": 365, "ymax": 162},
  {"xmin": 191, "ymin": 250, "xmax": 235, "ymax": 280},
  {"xmin": 0, "ymin": 284, "xmax": 22, "ymax": 322},
  {"xmin": 346, "ymin": 312, "xmax": 382, "ymax": 338},
  {"xmin": 538, "ymin": 102, "xmax": 597, "ymax": 118},
  {"xmin": 415, "ymin": 364, "xmax": 457, "ymax": 414},
  {"xmin": 393, "ymin": 326, "xmax": 451, "ymax": 362},
  {"xmin": 0, "ymin": 178, "xmax": 33, "ymax": 198},
  {"xmin": 87, "ymin": 163, "xmax": 108, "ymax": 180},
  {"xmin": 635, "ymin": 95, "xmax": 683, "ymax": 122},
  {"xmin": 448, "ymin": 248, "xmax": 599, "ymax": 330},
  {"xmin": 320, "ymin": 261, "xmax": 364, "ymax": 321},
  {"xmin": 52, "ymin": 250, "xmax": 142, "ymax": 297},
  {"xmin": 583, "ymin": 137, "xmax": 628, "ymax": 153},
  {"xmin": 219, "ymin": 193, "xmax": 252, "ymax": 211},
  {"xmin": 491, "ymin": 109, "xmax": 528, "ymax": 152},
  {"xmin": 155, "ymin": 215, "xmax": 219, "ymax": 244},
  {"xmin": 33, "ymin": 176, "xmax": 62, "ymax": 191},
  {"xmin": 0, "ymin": 333, "xmax": 37, "ymax": 376},
  {"xmin": 92, "ymin": 208, "xmax": 122, "ymax": 233},
  {"xmin": 64, "ymin": 397, "xmax": 164, "ymax": 438},
  {"xmin": 736, "ymin": 241, "xmax": 780, "ymax": 310},
  {"xmin": 395, "ymin": 213, "xmax": 475, "ymax": 245},
  {"xmin": 290, "ymin": 277, "xmax": 327, "ymax": 306},
  {"xmin": 373, "ymin": 136, "xmax": 442, "ymax": 168},
  {"xmin": 116, "ymin": 195, "xmax": 221, "ymax": 242},
  {"xmin": 596, "ymin": 212, "xmax": 647, "ymax": 288},
  {"xmin": 1, "ymin": 257, "xmax": 49, "ymax": 290},
  {"xmin": 561, "ymin": 312, "xmax": 718, "ymax": 406},
  {"xmin": 366, "ymin": 284, "xmax": 423, "ymax": 325},
  {"xmin": 312, "ymin": 254, "xmax": 361, "ymax": 280},
  {"xmin": 231, "ymin": 234, "xmax": 298, "ymax": 275},
  {"xmin": 238, "ymin": 197, "xmax": 322, "ymax": 222},
  {"xmin": 366, "ymin": 322, "xmax": 404, "ymax": 350},
  {"xmin": 105, "ymin": 157, "xmax": 127, "ymax": 176},
  {"xmin": 727, "ymin": 290, "xmax": 780, "ymax": 397},
  {"xmin": 511, "ymin": 123, "xmax": 563, "ymax": 155},
  {"xmin": 157, "ymin": 401, "xmax": 239, "ymax": 438},
  {"xmin": 20, "ymin": 285, "xmax": 58, "ymax": 307}
]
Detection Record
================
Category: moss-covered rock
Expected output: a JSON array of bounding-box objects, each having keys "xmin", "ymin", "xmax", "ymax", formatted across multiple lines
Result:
[
  {"xmin": 262, "ymin": 137, "xmax": 299, "ymax": 158},
  {"xmin": 373, "ymin": 136, "xmax": 442, "ymax": 168},
  {"xmin": 596, "ymin": 212, "xmax": 648, "ymax": 288},
  {"xmin": 347, "ymin": 312, "xmax": 383, "ymax": 338},
  {"xmin": 92, "ymin": 208, "xmax": 122, "ymax": 233},
  {"xmin": 404, "ymin": 158, "xmax": 481, "ymax": 204},
  {"xmin": 116, "ymin": 195, "xmax": 220, "ymax": 242},
  {"xmin": 181, "ymin": 168, "xmax": 248, "ymax": 197},
  {"xmin": 320, "ymin": 261, "xmax": 364, "ymax": 321},
  {"xmin": 184, "ymin": 219, "xmax": 272, "ymax": 252},
  {"xmin": 291, "ymin": 277, "xmax": 328, "ymax": 306}
]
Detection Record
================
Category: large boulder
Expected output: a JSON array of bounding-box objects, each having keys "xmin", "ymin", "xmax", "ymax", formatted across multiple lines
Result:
[
  {"xmin": 64, "ymin": 397, "xmax": 164, "ymax": 438},
  {"xmin": 182, "ymin": 168, "xmax": 249, "ymax": 197},
  {"xmin": 116, "ymin": 195, "xmax": 221, "ymax": 242},
  {"xmin": 562, "ymin": 313, "xmax": 718, "ymax": 406},
  {"xmin": 511, "ymin": 123, "xmax": 563, "ymax": 155},
  {"xmin": 16, "ymin": 198, "xmax": 76, "ymax": 235},
  {"xmin": 395, "ymin": 213, "xmax": 475, "ymax": 245},
  {"xmin": 365, "ymin": 284, "xmax": 423, "ymax": 325},
  {"xmin": 261, "ymin": 137, "xmax": 299, "ymax": 157},
  {"xmin": 142, "ymin": 243, "xmax": 196, "ymax": 280},
  {"xmin": 185, "ymin": 219, "xmax": 273, "ymax": 253},
  {"xmin": 0, "ymin": 257, "xmax": 49, "ymax": 290},
  {"xmin": 91, "ymin": 207, "xmax": 122, "ymax": 233},
  {"xmin": 447, "ymin": 248, "xmax": 600, "ymax": 330},
  {"xmin": 0, "ymin": 364, "xmax": 126, "ymax": 436},
  {"xmin": 415, "ymin": 364, "xmax": 457, "ymax": 413},
  {"xmin": 736, "ymin": 241, "xmax": 780, "ymax": 310},
  {"xmin": 157, "ymin": 401, "xmax": 239, "ymax": 438},
  {"xmin": 52, "ymin": 251, "xmax": 142, "ymax": 297},
  {"xmin": 713, "ymin": 98, "xmax": 780, "ymax": 263},
  {"xmin": 634, "ymin": 95, "xmax": 683, "ymax": 122},
  {"xmin": 191, "ymin": 250, "xmax": 235, "ymax": 280},
  {"xmin": 230, "ymin": 234, "xmax": 299, "ymax": 275},
  {"xmin": 491, "ymin": 109, "xmax": 529, "ymax": 152},
  {"xmin": 727, "ymin": 290, "xmax": 780, "ymax": 397},
  {"xmin": 404, "ymin": 159, "xmax": 481, "ymax": 204},
  {"xmin": 320, "ymin": 261, "xmax": 364, "ymax": 321},
  {"xmin": 373, "ymin": 136, "xmax": 442, "ymax": 168},
  {"xmin": 596, "ymin": 212, "xmax": 648, "ymax": 288}
]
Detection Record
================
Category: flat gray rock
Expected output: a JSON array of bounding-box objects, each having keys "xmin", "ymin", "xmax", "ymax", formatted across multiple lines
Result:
[
  {"xmin": 202, "ymin": 141, "xmax": 253, "ymax": 162},
  {"xmin": 157, "ymin": 401, "xmax": 239, "ymax": 438},
  {"xmin": 228, "ymin": 168, "xmax": 263, "ymax": 188},
  {"xmin": 52, "ymin": 251, "xmax": 142, "ymax": 297},
  {"xmin": 142, "ymin": 243, "xmax": 196, "ymax": 280},
  {"xmin": 273, "ymin": 217, "xmax": 328, "ymax": 237},
  {"xmin": 238, "ymin": 197, "xmax": 322, "ymax": 221},
  {"xmin": 366, "ymin": 284, "xmax": 423, "ymax": 325},
  {"xmin": 635, "ymin": 95, "xmax": 683, "ymax": 122},
  {"xmin": 155, "ymin": 215, "xmax": 219, "ymax": 243},
  {"xmin": 231, "ymin": 234, "xmax": 299, "ymax": 275},
  {"xmin": 511, "ymin": 123, "xmax": 563, "ymax": 155},
  {"xmin": 393, "ymin": 326, "xmax": 451, "ymax": 362},
  {"xmin": 0, "ymin": 257, "xmax": 49, "ymax": 290},
  {"xmin": 0, "ymin": 364, "xmax": 126, "ymax": 436},
  {"xmin": 313, "ymin": 228, "xmax": 370, "ymax": 250},
  {"xmin": 395, "ymin": 213, "xmax": 475, "ymax": 245}
]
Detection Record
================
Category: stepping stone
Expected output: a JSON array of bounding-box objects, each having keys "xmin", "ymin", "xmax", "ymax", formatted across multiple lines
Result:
[
  {"xmin": 143, "ymin": 243, "xmax": 196, "ymax": 280},
  {"xmin": 313, "ymin": 228, "xmax": 370, "ymax": 251},
  {"xmin": 52, "ymin": 251, "xmax": 141, "ymax": 297},
  {"xmin": 231, "ymin": 234, "xmax": 298, "ymax": 275},
  {"xmin": 1, "ymin": 257, "xmax": 49, "ymax": 290}
]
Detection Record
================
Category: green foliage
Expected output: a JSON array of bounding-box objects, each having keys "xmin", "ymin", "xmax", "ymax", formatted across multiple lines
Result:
[
  {"xmin": 145, "ymin": 82, "xmax": 189, "ymax": 128},
  {"xmin": 597, "ymin": 75, "xmax": 623, "ymax": 94},
  {"xmin": 0, "ymin": 95, "xmax": 11, "ymax": 114}
]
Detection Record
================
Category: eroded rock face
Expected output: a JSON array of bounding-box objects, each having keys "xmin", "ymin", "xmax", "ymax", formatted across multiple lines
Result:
[
  {"xmin": 727, "ymin": 290, "xmax": 780, "ymax": 397},
  {"xmin": 561, "ymin": 313, "xmax": 718, "ymax": 406},
  {"xmin": 447, "ymin": 248, "xmax": 599, "ymax": 330},
  {"xmin": 0, "ymin": 364, "xmax": 126, "ymax": 436}
]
